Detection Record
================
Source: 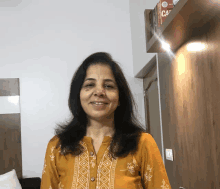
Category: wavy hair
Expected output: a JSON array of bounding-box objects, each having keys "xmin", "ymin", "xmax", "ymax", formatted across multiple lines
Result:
[{"xmin": 54, "ymin": 52, "xmax": 147, "ymax": 159}]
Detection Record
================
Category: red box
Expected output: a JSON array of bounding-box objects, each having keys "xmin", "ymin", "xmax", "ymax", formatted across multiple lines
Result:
[{"xmin": 160, "ymin": 0, "xmax": 173, "ymax": 24}]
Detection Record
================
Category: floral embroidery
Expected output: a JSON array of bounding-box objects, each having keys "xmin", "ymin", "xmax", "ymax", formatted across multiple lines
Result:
[
  {"xmin": 127, "ymin": 156, "xmax": 138, "ymax": 175},
  {"xmin": 58, "ymin": 145, "xmax": 61, "ymax": 154},
  {"xmin": 161, "ymin": 179, "xmax": 170, "ymax": 189},
  {"xmin": 144, "ymin": 164, "xmax": 153, "ymax": 182},
  {"xmin": 42, "ymin": 159, "xmax": 47, "ymax": 175},
  {"xmin": 120, "ymin": 156, "xmax": 139, "ymax": 175},
  {"xmin": 90, "ymin": 154, "xmax": 96, "ymax": 168},
  {"xmin": 50, "ymin": 146, "xmax": 55, "ymax": 161},
  {"xmin": 132, "ymin": 156, "xmax": 138, "ymax": 167},
  {"xmin": 58, "ymin": 182, "xmax": 64, "ymax": 189}
]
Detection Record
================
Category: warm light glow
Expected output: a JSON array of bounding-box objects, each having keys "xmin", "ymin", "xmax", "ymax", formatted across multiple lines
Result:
[
  {"xmin": 161, "ymin": 41, "xmax": 171, "ymax": 51},
  {"xmin": 8, "ymin": 96, "xmax": 19, "ymax": 105},
  {"xmin": 186, "ymin": 42, "xmax": 206, "ymax": 52},
  {"xmin": 177, "ymin": 53, "xmax": 186, "ymax": 76}
]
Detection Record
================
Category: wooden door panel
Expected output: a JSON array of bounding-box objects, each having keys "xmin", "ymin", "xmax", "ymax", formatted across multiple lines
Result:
[
  {"xmin": 158, "ymin": 17, "xmax": 220, "ymax": 189},
  {"xmin": 143, "ymin": 63, "xmax": 164, "ymax": 159},
  {"xmin": 0, "ymin": 79, "xmax": 22, "ymax": 178}
]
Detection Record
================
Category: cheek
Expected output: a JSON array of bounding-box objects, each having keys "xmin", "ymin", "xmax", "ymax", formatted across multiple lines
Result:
[
  {"xmin": 79, "ymin": 91, "xmax": 83, "ymax": 102},
  {"xmin": 80, "ymin": 90, "xmax": 90, "ymax": 101},
  {"xmin": 79, "ymin": 92, "xmax": 88, "ymax": 106},
  {"xmin": 109, "ymin": 92, "xmax": 119, "ymax": 104}
]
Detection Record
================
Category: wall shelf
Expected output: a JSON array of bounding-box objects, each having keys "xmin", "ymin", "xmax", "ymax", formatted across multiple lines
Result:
[{"xmin": 146, "ymin": 0, "xmax": 220, "ymax": 53}]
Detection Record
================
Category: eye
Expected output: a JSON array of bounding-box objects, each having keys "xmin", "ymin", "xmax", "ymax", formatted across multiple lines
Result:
[
  {"xmin": 105, "ymin": 85, "xmax": 114, "ymax": 89},
  {"xmin": 84, "ymin": 83, "xmax": 94, "ymax": 87}
]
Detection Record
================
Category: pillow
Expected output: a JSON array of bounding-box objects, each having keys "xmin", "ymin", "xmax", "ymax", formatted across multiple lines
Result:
[{"xmin": 0, "ymin": 169, "xmax": 22, "ymax": 189}]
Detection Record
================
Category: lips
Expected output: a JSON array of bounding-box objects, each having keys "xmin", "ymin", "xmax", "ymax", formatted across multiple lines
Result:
[
  {"xmin": 91, "ymin": 101, "xmax": 108, "ymax": 104},
  {"xmin": 90, "ymin": 102, "xmax": 108, "ymax": 110}
]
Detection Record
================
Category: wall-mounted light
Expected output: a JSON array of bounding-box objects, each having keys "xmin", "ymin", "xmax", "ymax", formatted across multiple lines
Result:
[
  {"xmin": 186, "ymin": 42, "xmax": 206, "ymax": 52},
  {"xmin": 153, "ymin": 32, "xmax": 175, "ymax": 58},
  {"xmin": 161, "ymin": 41, "xmax": 171, "ymax": 52}
]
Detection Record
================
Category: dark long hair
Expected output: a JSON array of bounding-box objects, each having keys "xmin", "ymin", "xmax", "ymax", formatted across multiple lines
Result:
[{"xmin": 54, "ymin": 52, "xmax": 147, "ymax": 159}]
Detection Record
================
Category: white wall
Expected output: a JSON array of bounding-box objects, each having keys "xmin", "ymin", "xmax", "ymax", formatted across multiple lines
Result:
[
  {"xmin": 129, "ymin": 0, "xmax": 166, "ymax": 165},
  {"xmin": 129, "ymin": 0, "xmax": 157, "ymax": 77},
  {"xmin": 0, "ymin": 0, "xmax": 145, "ymax": 178}
]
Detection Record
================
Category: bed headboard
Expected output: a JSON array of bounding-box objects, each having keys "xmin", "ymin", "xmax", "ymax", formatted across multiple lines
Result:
[{"xmin": 0, "ymin": 78, "xmax": 22, "ymax": 178}]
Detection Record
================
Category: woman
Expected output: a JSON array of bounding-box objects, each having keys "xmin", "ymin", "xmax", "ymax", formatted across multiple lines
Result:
[{"xmin": 40, "ymin": 52, "xmax": 171, "ymax": 189}]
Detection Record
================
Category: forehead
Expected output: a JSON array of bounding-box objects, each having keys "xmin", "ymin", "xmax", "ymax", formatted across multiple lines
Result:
[{"xmin": 85, "ymin": 64, "xmax": 115, "ymax": 80}]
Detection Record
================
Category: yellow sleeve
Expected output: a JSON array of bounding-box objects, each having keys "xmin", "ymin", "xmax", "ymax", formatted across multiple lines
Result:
[
  {"xmin": 40, "ymin": 137, "xmax": 60, "ymax": 189},
  {"xmin": 141, "ymin": 133, "xmax": 171, "ymax": 189}
]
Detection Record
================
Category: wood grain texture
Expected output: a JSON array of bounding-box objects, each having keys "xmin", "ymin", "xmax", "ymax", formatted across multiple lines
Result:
[
  {"xmin": 143, "ymin": 61, "xmax": 165, "ymax": 161},
  {"xmin": 157, "ymin": 52, "xmax": 176, "ymax": 188},
  {"xmin": 0, "ymin": 114, "xmax": 22, "ymax": 178},
  {"xmin": 160, "ymin": 16, "xmax": 220, "ymax": 189},
  {"xmin": 0, "ymin": 78, "xmax": 22, "ymax": 178},
  {"xmin": 0, "ymin": 79, "xmax": 20, "ymax": 96}
]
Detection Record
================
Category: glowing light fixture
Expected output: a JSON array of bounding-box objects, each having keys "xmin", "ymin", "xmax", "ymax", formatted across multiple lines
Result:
[
  {"xmin": 161, "ymin": 41, "xmax": 171, "ymax": 51},
  {"xmin": 186, "ymin": 42, "xmax": 206, "ymax": 52}
]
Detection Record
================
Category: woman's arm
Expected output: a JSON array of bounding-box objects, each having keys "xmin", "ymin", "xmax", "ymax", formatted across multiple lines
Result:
[
  {"xmin": 140, "ymin": 134, "xmax": 171, "ymax": 189},
  {"xmin": 40, "ymin": 138, "xmax": 60, "ymax": 189}
]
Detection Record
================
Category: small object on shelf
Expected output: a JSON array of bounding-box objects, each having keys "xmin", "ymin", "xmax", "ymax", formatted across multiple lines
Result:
[
  {"xmin": 149, "ymin": 7, "xmax": 157, "ymax": 40},
  {"xmin": 149, "ymin": 10, "xmax": 153, "ymax": 39},
  {"xmin": 154, "ymin": 4, "xmax": 158, "ymax": 34},
  {"xmin": 157, "ymin": 1, "xmax": 161, "ymax": 28},
  {"xmin": 152, "ymin": 6, "xmax": 157, "ymax": 35},
  {"xmin": 149, "ymin": 2, "xmax": 160, "ymax": 39},
  {"xmin": 160, "ymin": 0, "xmax": 173, "ymax": 24},
  {"xmin": 148, "ymin": 0, "xmax": 174, "ymax": 39}
]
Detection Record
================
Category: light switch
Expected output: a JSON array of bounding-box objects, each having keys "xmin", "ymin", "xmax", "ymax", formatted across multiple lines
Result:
[{"xmin": 165, "ymin": 149, "xmax": 173, "ymax": 161}]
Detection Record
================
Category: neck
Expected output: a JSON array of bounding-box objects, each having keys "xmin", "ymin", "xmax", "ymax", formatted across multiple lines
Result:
[{"xmin": 86, "ymin": 117, "xmax": 115, "ymax": 139}]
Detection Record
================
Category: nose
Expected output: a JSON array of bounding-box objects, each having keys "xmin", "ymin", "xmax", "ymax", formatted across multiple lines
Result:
[{"xmin": 94, "ymin": 87, "xmax": 106, "ymax": 96}]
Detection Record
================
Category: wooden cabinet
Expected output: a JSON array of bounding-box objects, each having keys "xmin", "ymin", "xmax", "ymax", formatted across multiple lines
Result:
[{"xmin": 138, "ymin": 0, "xmax": 220, "ymax": 188}]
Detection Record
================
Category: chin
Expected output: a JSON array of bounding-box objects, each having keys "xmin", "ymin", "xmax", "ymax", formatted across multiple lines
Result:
[{"xmin": 91, "ymin": 114, "xmax": 114, "ymax": 121}]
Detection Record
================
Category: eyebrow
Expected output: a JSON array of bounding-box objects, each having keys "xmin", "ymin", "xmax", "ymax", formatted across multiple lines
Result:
[{"xmin": 84, "ymin": 78, "xmax": 116, "ymax": 83}]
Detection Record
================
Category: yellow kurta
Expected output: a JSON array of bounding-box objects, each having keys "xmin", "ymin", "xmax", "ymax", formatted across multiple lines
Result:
[{"xmin": 40, "ymin": 133, "xmax": 171, "ymax": 189}]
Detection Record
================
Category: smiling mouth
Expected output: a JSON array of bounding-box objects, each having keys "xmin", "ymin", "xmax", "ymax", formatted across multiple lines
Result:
[{"xmin": 91, "ymin": 102, "xmax": 108, "ymax": 105}]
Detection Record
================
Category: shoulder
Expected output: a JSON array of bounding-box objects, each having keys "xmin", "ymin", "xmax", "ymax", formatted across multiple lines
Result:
[
  {"xmin": 46, "ymin": 135, "xmax": 60, "ymax": 149},
  {"xmin": 133, "ymin": 132, "xmax": 155, "ymax": 164},
  {"xmin": 138, "ymin": 132, "xmax": 157, "ymax": 151},
  {"xmin": 139, "ymin": 132, "xmax": 154, "ymax": 144},
  {"xmin": 49, "ymin": 135, "xmax": 59, "ymax": 142}
]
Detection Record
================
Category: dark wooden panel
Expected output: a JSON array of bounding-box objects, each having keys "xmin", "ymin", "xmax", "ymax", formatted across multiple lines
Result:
[
  {"xmin": 157, "ymin": 53, "xmax": 177, "ymax": 189},
  {"xmin": 159, "ymin": 16, "xmax": 220, "ymax": 189},
  {"xmin": 144, "ymin": 9, "xmax": 152, "ymax": 52},
  {"xmin": 143, "ymin": 62, "xmax": 157, "ymax": 133},
  {"xmin": 0, "ymin": 114, "xmax": 22, "ymax": 178},
  {"xmin": 0, "ymin": 78, "xmax": 20, "ymax": 96},
  {"xmin": 143, "ymin": 63, "xmax": 164, "ymax": 159}
]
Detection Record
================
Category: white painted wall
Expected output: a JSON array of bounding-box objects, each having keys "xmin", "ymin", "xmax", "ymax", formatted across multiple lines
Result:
[
  {"xmin": 129, "ymin": 0, "xmax": 166, "ymax": 164},
  {"xmin": 0, "ymin": 0, "xmax": 145, "ymax": 178},
  {"xmin": 129, "ymin": 0, "xmax": 157, "ymax": 77}
]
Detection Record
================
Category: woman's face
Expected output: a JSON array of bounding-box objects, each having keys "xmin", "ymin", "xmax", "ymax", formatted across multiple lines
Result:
[{"xmin": 80, "ymin": 64, "xmax": 119, "ymax": 121}]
